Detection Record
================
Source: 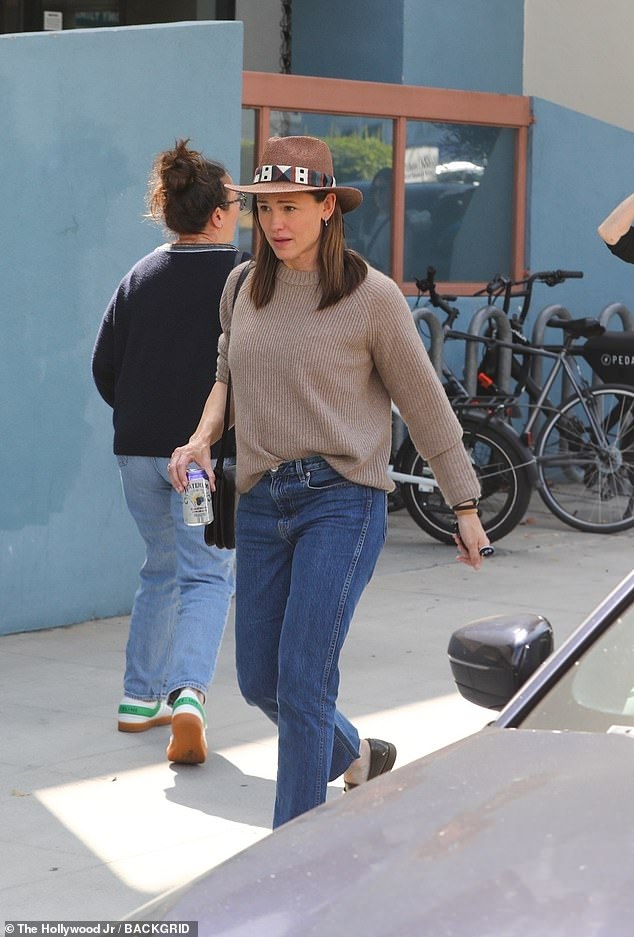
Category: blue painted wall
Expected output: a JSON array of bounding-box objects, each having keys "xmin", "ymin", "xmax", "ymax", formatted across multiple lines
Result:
[
  {"xmin": 528, "ymin": 98, "xmax": 634, "ymax": 325},
  {"xmin": 0, "ymin": 22, "xmax": 243, "ymax": 635},
  {"xmin": 292, "ymin": 0, "xmax": 523, "ymax": 93},
  {"xmin": 292, "ymin": 0, "xmax": 404, "ymax": 83},
  {"xmin": 402, "ymin": 0, "xmax": 523, "ymax": 93}
]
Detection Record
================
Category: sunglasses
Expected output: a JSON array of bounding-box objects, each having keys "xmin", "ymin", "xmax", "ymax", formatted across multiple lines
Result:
[{"xmin": 221, "ymin": 193, "xmax": 248, "ymax": 212}]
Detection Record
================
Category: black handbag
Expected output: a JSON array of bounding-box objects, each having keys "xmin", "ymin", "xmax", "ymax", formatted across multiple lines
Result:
[
  {"xmin": 204, "ymin": 262, "xmax": 250, "ymax": 549},
  {"xmin": 204, "ymin": 373, "xmax": 237, "ymax": 549}
]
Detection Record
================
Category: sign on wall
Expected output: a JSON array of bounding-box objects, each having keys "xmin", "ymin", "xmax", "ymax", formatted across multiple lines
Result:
[
  {"xmin": 404, "ymin": 146, "xmax": 439, "ymax": 183},
  {"xmin": 43, "ymin": 11, "xmax": 63, "ymax": 30}
]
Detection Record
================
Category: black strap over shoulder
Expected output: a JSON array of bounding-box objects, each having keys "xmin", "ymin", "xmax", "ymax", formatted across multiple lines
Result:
[{"xmin": 216, "ymin": 261, "xmax": 252, "ymax": 471}]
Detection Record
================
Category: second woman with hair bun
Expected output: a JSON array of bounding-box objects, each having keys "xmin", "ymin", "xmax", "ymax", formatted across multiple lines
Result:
[{"xmin": 92, "ymin": 138, "xmax": 250, "ymax": 765}]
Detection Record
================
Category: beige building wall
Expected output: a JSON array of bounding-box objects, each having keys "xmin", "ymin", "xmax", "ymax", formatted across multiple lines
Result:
[
  {"xmin": 237, "ymin": 0, "xmax": 284, "ymax": 72},
  {"xmin": 524, "ymin": 0, "xmax": 634, "ymax": 131}
]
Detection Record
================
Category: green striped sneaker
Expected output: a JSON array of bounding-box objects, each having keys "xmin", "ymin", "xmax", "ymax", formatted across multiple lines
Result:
[
  {"xmin": 166, "ymin": 689, "xmax": 208, "ymax": 765},
  {"xmin": 117, "ymin": 697, "xmax": 172, "ymax": 733}
]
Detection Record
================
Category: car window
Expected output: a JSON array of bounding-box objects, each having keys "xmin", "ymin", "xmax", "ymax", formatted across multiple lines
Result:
[{"xmin": 519, "ymin": 603, "xmax": 634, "ymax": 734}]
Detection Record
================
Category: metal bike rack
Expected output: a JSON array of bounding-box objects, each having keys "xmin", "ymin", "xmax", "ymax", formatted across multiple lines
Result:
[
  {"xmin": 530, "ymin": 304, "xmax": 573, "ymax": 398},
  {"xmin": 597, "ymin": 302, "xmax": 634, "ymax": 331},
  {"xmin": 463, "ymin": 305, "xmax": 513, "ymax": 395},
  {"xmin": 412, "ymin": 307, "xmax": 444, "ymax": 377},
  {"xmin": 391, "ymin": 307, "xmax": 445, "ymax": 454}
]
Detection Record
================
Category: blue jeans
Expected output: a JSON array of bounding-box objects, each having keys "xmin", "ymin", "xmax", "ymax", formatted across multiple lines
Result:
[
  {"xmin": 235, "ymin": 457, "xmax": 387, "ymax": 828},
  {"xmin": 117, "ymin": 456, "xmax": 235, "ymax": 702}
]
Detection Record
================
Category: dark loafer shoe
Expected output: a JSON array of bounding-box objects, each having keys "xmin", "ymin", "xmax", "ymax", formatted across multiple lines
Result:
[{"xmin": 344, "ymin": 738, "xmax": 397, "ymax": 791}]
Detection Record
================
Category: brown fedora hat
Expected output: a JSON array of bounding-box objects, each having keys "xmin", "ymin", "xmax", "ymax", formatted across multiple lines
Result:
[{"xmin": 225, "ymin": 135, "xmax": 363, "ymax": 214}]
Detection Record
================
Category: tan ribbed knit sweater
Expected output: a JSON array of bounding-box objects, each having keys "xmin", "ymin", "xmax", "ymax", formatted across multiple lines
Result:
[{"xmin": 217, "ymin": 261, "xmax": 480, "ymax": 506}]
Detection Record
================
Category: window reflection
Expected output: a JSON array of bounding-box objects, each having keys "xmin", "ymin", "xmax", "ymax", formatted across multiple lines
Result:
[
  {"xmin": 268, "ymin": 111, "xmax": 394, "ymax": 270},
  {"xmin": 353, "ymin": 166, "xmax": 393, "ymax": 274},
  {"xmin": 238, "ymin": 109, "xmax": 256, "ymax": 255},
  {"xmin": 241, "ymin": 111, "xmax": 517, "ymax": 284},
  {"xmin": 404, "ymin": 121, "xmax": 515, "ymax": 282}
]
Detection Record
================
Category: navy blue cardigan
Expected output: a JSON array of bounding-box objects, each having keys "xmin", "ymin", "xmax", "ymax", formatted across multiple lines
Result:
[{"xmin": 92, "ymin": 244, "xmax": 248, "ymax": 457}]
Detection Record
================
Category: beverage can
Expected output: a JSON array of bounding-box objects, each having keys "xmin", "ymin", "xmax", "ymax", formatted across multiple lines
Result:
[{"xmin": 182, "ymin": 468, "xmax": 213, "ymax": 526}]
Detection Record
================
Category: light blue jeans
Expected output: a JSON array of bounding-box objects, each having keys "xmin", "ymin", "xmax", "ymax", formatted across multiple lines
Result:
[
  {"xmin": 117, "ymin": 456, "xmax": 235, "ymax": 703},
  {"xmin": 234, "ymin": 457, "xmax": 387, "ymax": 828}
]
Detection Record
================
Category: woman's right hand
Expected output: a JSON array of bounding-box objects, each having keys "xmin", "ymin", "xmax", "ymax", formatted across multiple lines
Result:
[
  {"xmin": 167, "ymin": 381, "xmax": 227, "ymax": 494},
  {"xmin": 168, "ymin": 440, "xmax": 215, "ymax": 493},
  {"xmin": 167, "ymin": 380, "xmax": 229, "ymax": 492}
]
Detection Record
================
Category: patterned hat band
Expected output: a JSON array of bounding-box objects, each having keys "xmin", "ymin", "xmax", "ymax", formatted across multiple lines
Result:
[
  {"xmin": 253, "ymin": 164, "xmax": 336, "ymax": 187},
  {"xmin": 225, "ymin": 138, "xmax": 362, "ymax": 212}
]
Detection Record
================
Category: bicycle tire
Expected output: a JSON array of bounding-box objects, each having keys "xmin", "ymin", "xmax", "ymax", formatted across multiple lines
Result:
[
  {"xmin": 398, "ymin": 415, "xmax": 534, "ymax": 544},
  {"xmin": 535, "ymin": 383, "xmax": 634, "ymax": 533}
]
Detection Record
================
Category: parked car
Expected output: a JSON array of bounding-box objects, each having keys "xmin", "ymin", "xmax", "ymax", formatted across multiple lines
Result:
[{"xmin": 127, "ymin": 568, "xmax": 634, "ymax": 935}]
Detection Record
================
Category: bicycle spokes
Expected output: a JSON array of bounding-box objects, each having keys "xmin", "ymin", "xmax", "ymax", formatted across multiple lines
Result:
[
  {"xmin": 536, "ymin": 386, "xmax": 634, "ymax": 532},
  {"xmin": 397, "ymin": 418, "xmax": 532, "ymax": 543}
]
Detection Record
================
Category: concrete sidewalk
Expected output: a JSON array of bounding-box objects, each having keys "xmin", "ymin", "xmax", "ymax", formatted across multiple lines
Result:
[{"xmin": 1, "ymin": 496, "xmax": 632, "ymax": 922}]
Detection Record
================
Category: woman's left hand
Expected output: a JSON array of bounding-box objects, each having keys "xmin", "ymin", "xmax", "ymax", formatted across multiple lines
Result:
[{"xmin": 453, "ymin": 512, "xmax": 492, "ymax": 570}]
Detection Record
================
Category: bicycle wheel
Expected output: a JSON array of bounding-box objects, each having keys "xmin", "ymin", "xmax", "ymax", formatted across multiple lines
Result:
[
  {"xmin": 398, "ymin": 415, "xmax": 534, "ymax": 544},
  {"xmin": 535, "ymin": 384, "xmax": 634, "ymax": 533}
]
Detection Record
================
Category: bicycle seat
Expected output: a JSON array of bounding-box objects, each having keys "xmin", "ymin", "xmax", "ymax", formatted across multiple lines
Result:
[{"xmin": 546, "ymin": 316, "xmax": 605, "ymax": 339}]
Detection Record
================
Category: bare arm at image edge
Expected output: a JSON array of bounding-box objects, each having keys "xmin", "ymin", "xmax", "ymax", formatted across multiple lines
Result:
[{"xmin": 598, "ymin": 193, "xmax": 634, "ymax": 245}]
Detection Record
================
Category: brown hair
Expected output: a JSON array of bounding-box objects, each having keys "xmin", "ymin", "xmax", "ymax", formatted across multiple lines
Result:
[
  {"xmin": 146, "ymin": 138, "xmax": 227, "ymax": 235},
  {"xmin": 250, "ymin": 193, "xmax": 367, "ymax": 309}
]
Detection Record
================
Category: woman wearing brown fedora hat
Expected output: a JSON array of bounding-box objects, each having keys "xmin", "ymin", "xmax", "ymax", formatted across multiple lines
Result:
[{"xmin": 168, "ymin": 135, "xmax": 489, "ymax": 828}]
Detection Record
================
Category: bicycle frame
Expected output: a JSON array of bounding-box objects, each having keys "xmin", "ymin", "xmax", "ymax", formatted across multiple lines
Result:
[
  {"xmin": 389, "ymin": 403, "xmax": 436, "ymax": 489},
  {"xmin": 388, "ymin": 466, "xmax": 436, "ymax": 489},
  {"xmin": 482, "ymin": 334, "xmax": 611, "ymax": 449},
  {"xmin": 409, "ymin": 271, "xmax": 611, "ymax": 476},
  {"xmin": 410, "ymin": 265, "xmax": 634, "ymax": 535}
]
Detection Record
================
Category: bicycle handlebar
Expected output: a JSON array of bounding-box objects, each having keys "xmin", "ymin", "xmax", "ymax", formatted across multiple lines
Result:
[
  {"xmin": 474, "ymin": 275, "xmax": 509, "ymax": 298},
  {"xmin": 536, "ymin": 269, "xmax": 584, "ymax": 287},
  {"xmin": 481, "ymin": 268, "xmax": 583, "ymax": 294},
  {"xmin": 415, "ymin": 265, "xmax": 584, "ymax": 330},
  {"xmin": 414, "ymin": 266, "xmax": 460, "ymax": 327},
  {"xmin": 478, "ymin": 268, "xmax": 584, "ymax": 323}
]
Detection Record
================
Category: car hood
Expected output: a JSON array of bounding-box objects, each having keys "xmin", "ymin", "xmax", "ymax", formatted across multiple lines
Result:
[{"xmin": 131, "ymin": 728, "xmax": 634, "ymax": 935}]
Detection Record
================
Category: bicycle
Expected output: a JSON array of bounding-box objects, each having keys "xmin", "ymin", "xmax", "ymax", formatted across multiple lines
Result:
[
  {"xmin": 457, "ymin": 269, "xmax": 634, "ymax": 533},
  {"xmin": 387, "ymin": 270, "xmax": 536, "ymax": 544}
]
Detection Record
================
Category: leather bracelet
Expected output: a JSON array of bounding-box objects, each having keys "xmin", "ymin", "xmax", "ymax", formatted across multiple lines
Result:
[
  {"xmin": 454, "ymin": 509, "xmax": 480, "ymax": 518},
  {"xmin": 452, "ymin": 498, "xmax": 479, "ymax": 511}
]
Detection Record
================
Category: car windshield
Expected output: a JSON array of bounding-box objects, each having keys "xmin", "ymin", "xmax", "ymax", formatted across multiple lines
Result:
[{"xmin": 519, "ymin": 598, "xmax": 634, "ymax": 734}]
